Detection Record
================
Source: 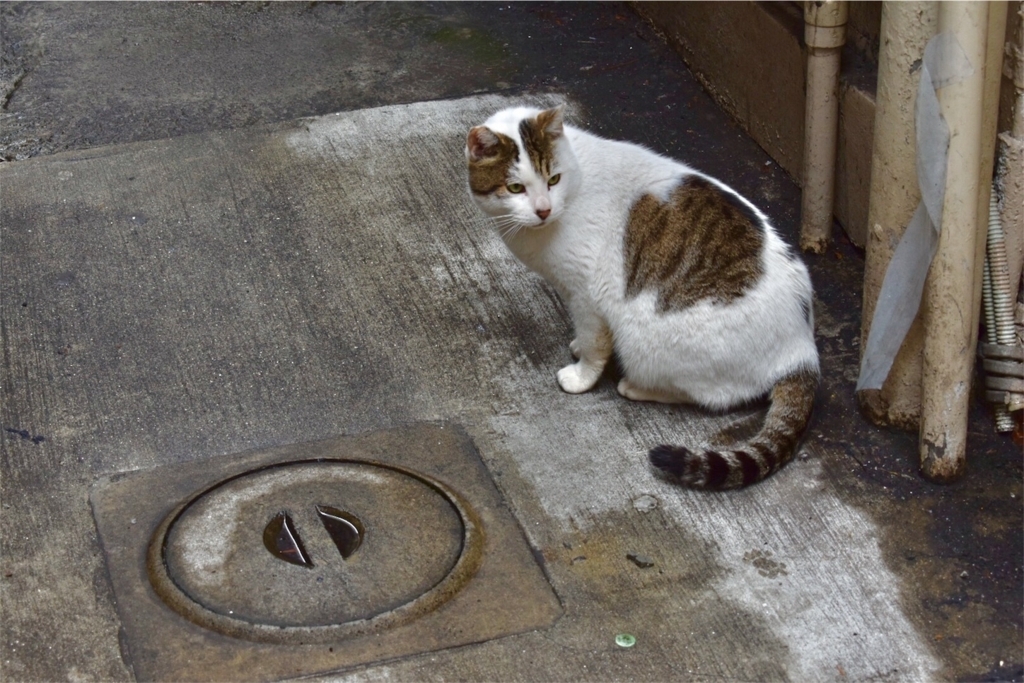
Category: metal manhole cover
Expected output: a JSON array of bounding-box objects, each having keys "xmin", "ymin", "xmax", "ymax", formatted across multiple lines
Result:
[
  {"xmin": 151, "ymin": 460, "xmax": 483, "ymax": 643},
  {"xmin": 90, "ymin": 423, "xmax": 561, "ymax": 682}
]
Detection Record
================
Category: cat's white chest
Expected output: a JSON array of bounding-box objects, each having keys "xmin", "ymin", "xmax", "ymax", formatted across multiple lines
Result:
[{"xmin": 507, "ymin": 208, "xmax": 624, "ymax": 306}]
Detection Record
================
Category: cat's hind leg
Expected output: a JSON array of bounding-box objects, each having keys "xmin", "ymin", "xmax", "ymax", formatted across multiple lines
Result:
[{"xmin": 617, "ymin": 378, "xmax": 694, "ymax": 404}]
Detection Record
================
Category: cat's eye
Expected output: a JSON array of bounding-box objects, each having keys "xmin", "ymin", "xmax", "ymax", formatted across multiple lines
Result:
[
  {"xmin": 506, "ymin": 182, "xmax": 526, "ymax": 194},
  {"xmin": 548, "ymin": 174, "xmax": 561, "ymax": 187}
]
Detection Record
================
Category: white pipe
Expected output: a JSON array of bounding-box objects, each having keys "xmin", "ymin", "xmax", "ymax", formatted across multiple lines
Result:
[
  {"xmin": 1013, "ymin": 2, "xmax": 1024, "ymax": 140},
  {"xmin": 799, "ymin": 0, "xmax": 848, "ymax": 254},
  {"xmin": 973, "ymin": 1, "xmax": 1010, "ymax": 341},
  {"xmin": 978, "ymin": 2, "xmax": 1014, "ymax": 433},
  {"xmin": 920, "ymin": 1, "xmax": 991, "ymax": 483},
  {"xmin": 999, "ymin": 3, "xmax": 1023, "ymax": 311},
  {"xmin": 858, "ymin": 1, "xmax": 938, "ymax": 428}
]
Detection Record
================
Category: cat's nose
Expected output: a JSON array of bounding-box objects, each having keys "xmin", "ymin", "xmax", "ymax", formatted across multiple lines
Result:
[{"xmin": 536, "ymin": 208, "xmax": 551, "ymax": 220}]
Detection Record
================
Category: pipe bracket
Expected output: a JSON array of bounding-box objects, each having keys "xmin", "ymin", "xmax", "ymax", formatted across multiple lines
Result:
[{"xmin": 805, "ymin": 24, "xmax": 847, "ymax": 50}]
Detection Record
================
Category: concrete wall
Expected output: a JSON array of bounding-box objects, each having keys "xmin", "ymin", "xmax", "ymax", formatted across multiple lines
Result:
[
  {"xmin": 635, "ymin": 1, "xmax": 1021, "ymax": 254},
  {"xmin": 634, "ymin": 1, "xmax": 878, "ymax": 247}
]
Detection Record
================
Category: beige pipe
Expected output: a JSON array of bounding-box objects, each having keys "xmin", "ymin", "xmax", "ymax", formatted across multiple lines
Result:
[
  {"xmin": 998, "ymin": 3, "xmax": 1023, "ymax": 319},
  {"xmin": 859, "ymin": 2, "xmax": 939, "ymax": 430},
  {"xmin": 1013, "ymin": 2, "xmax": 1024, "ymax": 139},
  {"xmin": 973, "ymin": 1, "xmax": 1009, "ymax": 340},
  {"xmin": 920, "ymin": 1, "xmax": 998, "ymax": 483},
  {"xmin": 977, "ymin": 3, "xmax": 1012, "ymax": 432},
  {"xmin": 799, "ymin": 0, "xmax": 849, "ymax": 254}
]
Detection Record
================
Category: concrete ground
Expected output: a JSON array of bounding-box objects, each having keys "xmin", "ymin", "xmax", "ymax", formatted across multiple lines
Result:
[{"xmin": 1, "ymin": 3, "xmax": 1021, "ymax": 681}]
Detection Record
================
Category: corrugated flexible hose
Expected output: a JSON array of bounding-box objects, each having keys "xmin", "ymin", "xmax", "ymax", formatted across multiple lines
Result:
[{"xmin": 981, "ymin": 184, "xmax": 1023, "ymax": 432}]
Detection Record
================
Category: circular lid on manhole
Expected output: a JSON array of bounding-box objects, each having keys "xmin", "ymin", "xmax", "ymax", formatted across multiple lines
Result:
[{"xmin": 148, "ymin": 460, "xmax": 483, "ymax": 644}]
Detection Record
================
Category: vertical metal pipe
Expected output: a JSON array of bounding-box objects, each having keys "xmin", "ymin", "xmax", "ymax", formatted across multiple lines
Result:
[
  {"xmin": 920, "ymin": 1, "xmax": 993, "ymax": 482},
  {"xmin": 1014, "ymin": 2, "xmax": 1024, "ymax": 140},
  {"xmin": 799, "ymin": 0, "xmax": 848, "ymax": 253},
  {"xmin": 977, "ymin": 3, "xmax": 1012, "ymax": 432},
  {"xmin": 859, "ymin": 1, "xmax": 939, "ymax": 430},
  {"xmin": 973, "ymin": 1, "xmax": 1010, "ymax": 341},
  {"xmin": 1002, "ymin": 3, "xmax": 1024, "ymax": 305},
  {"xmin": 996, "ymin": 4, "xmax": 1023, "ymax": 318}
]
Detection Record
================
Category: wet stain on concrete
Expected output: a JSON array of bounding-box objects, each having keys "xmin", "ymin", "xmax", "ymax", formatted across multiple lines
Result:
[
  {"xmin": 429, "ymin": 26, "xmax": 508, "ymax": 66},
  {"xmin": 798, "ymin": 225, "xmax": 1023, "ymax": 681},
  {"xmin": 4, "ymin": 427, "xmax": 45, "ymax": 444},
  {"xmin": 543, "ymin": 508, "xmax": 793, "ymax": 682},
  {"xmin": 743, "ymin": 550, "xmax": 788, "ymax": 579}
]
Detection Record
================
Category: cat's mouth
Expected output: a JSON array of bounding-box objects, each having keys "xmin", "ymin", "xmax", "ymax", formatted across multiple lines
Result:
[{"xmin": 529, "ymin": 213, "xmax": 557, "ymax": 228}]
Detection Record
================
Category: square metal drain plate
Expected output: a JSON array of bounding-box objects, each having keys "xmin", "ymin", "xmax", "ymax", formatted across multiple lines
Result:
[{"xmin": 91, "ymin": 423, "xmax": 562, "ymax": 681}]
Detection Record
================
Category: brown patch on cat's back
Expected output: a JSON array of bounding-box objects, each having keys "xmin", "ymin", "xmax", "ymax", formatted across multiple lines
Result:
[
  {"xmin": 518, "ymin": 109, "xmax": 560, "ymax": 177},
  {"xmin": 467, "ymin": 126, "xmax": 519, "ymax": 195},
  {"xmin": 624, "ymin": 175, "xmax": 764, "ymax": 312}
]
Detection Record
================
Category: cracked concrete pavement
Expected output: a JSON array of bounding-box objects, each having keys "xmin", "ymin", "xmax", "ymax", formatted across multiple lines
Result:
[{"xmin": 1, "ymin": 3, "xmax": 1021, "ymax": 681}]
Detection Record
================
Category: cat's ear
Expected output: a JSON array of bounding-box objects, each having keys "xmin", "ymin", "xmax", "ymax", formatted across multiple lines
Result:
[
  {"xmin": 467, "ymin": 126, "xmax": 503, "ymax": 162},
  {"xmin": 536, "ymin": 105, "xmax": 565, "ymax": 139}
]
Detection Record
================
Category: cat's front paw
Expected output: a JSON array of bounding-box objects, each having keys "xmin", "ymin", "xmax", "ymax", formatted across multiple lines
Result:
[
  {"xmin": 569, "ymin": 338, "xmax": 581, "ymax": 359},
  {"xmin": 557, "ymin": 362, "xmax": 602, "ymax": 394}
]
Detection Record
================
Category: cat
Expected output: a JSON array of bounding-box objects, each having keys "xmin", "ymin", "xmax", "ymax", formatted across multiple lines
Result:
[{"xmin": 465, "ymin": 105, "xmax": 819, "ymax": 490}]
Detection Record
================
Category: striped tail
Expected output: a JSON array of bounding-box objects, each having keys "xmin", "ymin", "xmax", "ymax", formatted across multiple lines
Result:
[{"xmin": 648, "ymin": 369, "xmax": 818, "ymax": 490}]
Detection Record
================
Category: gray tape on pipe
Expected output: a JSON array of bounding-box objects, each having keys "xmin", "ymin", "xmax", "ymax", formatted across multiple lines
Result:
[{"xmin": 857, "ymin": 31, "xmax": 974, "ymax": 392}]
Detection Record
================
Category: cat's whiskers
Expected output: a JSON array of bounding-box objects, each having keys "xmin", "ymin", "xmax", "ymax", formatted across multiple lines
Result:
[
  {"xmin": 463, "ymin": 213, "xmax": 516, "ymax": 227},
  {"xmin": 498, "ymin": 221, "xmax": 528, "ymax": 240},
  {"xmin": 478, "ymin": 213, "xmax": 527, "ymax": 240}
]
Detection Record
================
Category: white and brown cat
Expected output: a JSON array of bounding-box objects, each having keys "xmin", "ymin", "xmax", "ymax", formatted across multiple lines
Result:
[{"xmin": 466, "ymin": 105, "xmax": 818, "ymax": 490}]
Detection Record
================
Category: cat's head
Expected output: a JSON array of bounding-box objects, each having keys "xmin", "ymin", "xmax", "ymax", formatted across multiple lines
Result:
[{"xmin": 465, "ymin": 106, "xmax": 580, "ymax": 232}]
